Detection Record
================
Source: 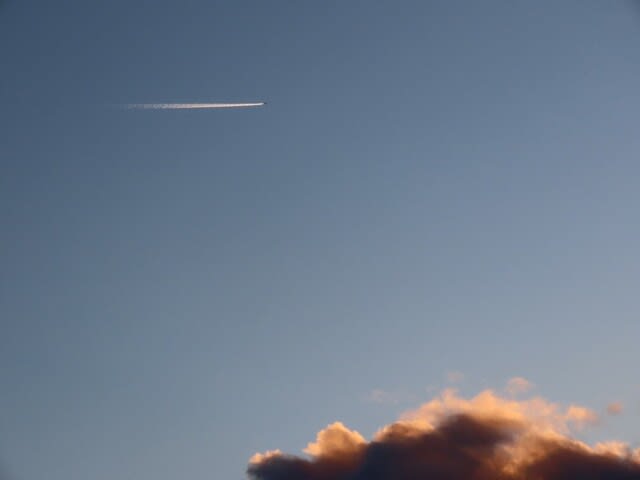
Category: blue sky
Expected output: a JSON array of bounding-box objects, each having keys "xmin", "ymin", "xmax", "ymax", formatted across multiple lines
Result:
[{"xmin": 2, "ymin": 2, "xmax": 640, "ymax": 480}]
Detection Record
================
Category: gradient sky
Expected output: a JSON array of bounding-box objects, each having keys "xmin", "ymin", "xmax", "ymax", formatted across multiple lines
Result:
[{"xmin": 2, "ymin": 2, "xmax": 640, "ymax": 480}]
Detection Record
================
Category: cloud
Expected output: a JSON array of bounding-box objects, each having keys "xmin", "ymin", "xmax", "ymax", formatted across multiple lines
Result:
[
  {"xmin": 607, "ymin": 402, "xmax": 624, "ymax": 416},
  {"xmin": 304, "ymin": 422, "xmax": 366, "ymax": 458},
  {"xmin": 505, "ymin": 377, "xmax": 534, "ymax": 396},
  {"xmin": 248, "ymin": 386, "xmax": 640, "ymax": 480},
  {"xmin": 250, "ymin": 450, "xmax": 283, "ymax": 465}
]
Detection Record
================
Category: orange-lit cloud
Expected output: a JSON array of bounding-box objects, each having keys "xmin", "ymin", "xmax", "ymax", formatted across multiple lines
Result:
[
  {"xmin": 304, "ymin": 422, "xmax": 366, "ymax": 458},
  {"xmin": 505, "ymin": 377, "xmax": 534, "ymax": 396},
  {"xmin": 248, "ymin": 380, "xmax": 640, "ymax": 480},
  {"xmin": 249, "ymin": 450, "xmax": 283, "ymax": 465},
  {"xmin": 607, "ymin": 402, "xmax": 624, "ymax": 415}
]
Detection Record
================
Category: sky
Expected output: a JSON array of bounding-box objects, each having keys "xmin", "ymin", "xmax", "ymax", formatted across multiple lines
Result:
[{"xmin": 1, "ymin": 2, "xmax": 640, "ymax": 480}]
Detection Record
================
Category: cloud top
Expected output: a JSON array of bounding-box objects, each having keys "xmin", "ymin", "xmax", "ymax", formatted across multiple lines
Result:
[{"xmin": 248, "ymin": 381, "xmax": 639, "ymax": 480}]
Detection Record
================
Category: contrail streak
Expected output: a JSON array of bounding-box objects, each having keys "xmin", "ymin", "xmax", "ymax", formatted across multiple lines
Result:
[{"xmin": 125, "ymin": 102, "xmax": 265, "ymax": 110}]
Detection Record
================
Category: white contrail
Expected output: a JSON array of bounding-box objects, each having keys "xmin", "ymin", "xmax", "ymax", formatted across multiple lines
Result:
[{"xmin": 125, "ymin": 102, "xmax": 265, "ymax": 110}]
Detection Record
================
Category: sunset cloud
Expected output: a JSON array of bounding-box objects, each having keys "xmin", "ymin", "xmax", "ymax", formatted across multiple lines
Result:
[
  {"xmin": 303, "ymin": 422, "xmax": 366, "ymax": 458},
  {"xmin": 505, "ymin": 377, "xmax": 534, "ymax": 396},
  {"xmin": 607, "ymin": 402, "xmax": 624, "ymax": 415},
  {"xmin": 248, "ymin": 383, "xmax": 639, "ymax": 480},
  {"xmin": 249, "ymin": 450, "xmax": 283, "ymax": 465}
]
